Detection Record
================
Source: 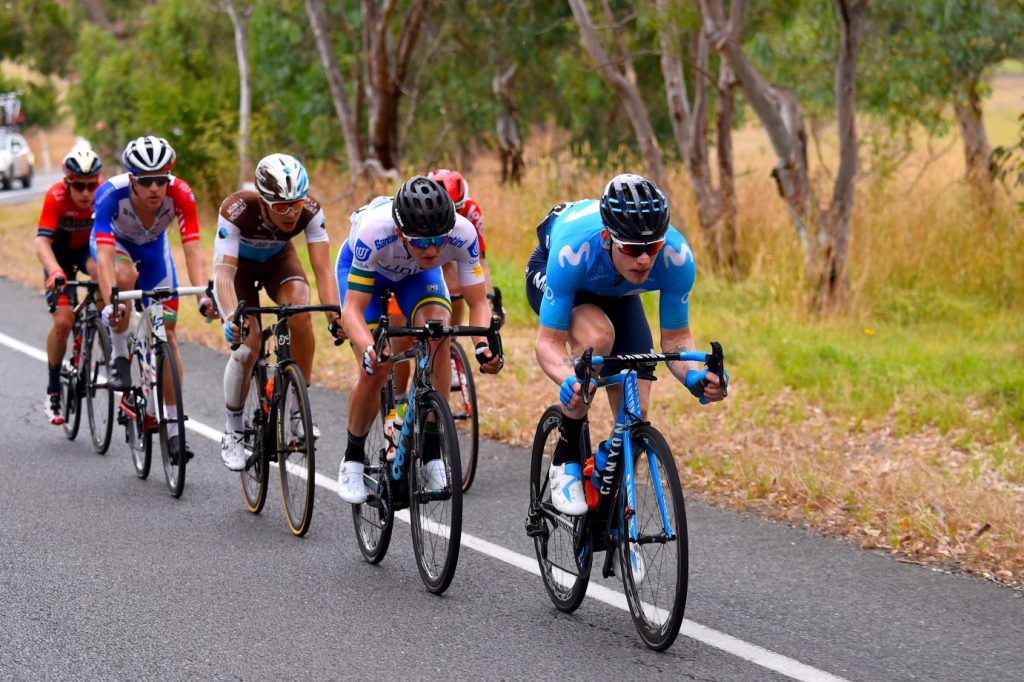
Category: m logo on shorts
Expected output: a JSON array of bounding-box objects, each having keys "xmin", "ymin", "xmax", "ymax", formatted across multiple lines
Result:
[
  {"xmin": 427, "ymin": 284, "xmax": 440, "ymax": 293},
  {"xmin": 354, "ymin": 239, "xmax": 372, "ymax": 262}
]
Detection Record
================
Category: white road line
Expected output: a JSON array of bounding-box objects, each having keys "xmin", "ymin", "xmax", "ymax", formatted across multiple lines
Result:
[{"xmin": 3, "ymin": 331, "xmax": 847, "ymax": 682}]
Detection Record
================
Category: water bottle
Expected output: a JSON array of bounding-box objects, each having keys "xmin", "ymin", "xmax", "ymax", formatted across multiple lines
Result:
[
  {"xmin": 384, "ymin": 407, "xmax": 398, "ymax": 462},
  {"xmin": 582, "ymin": 456, "xmax": 599, "ymax": 510}
]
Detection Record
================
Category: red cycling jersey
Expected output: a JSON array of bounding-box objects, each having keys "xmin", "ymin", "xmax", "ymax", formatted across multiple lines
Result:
[
  {"xmin": 37, "ymin": 182, "xmax": 94, "ymax": 251},
  {"xmin": 459, "ymin": 198, "xmax": 485, "ymax": 256}
]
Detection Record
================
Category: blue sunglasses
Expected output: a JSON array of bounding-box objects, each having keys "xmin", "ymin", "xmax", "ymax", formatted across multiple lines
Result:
[{"xmin": 402, "ymin": 233, "xmax": 449, "ymax": 250}]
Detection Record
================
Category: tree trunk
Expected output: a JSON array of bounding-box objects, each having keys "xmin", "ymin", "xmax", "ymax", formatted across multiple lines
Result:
[
  {"xmin": 716, "ymin": 62, "xmax": 739, "ymax": 278},
  {"xmin": 493, "ymin": 65, "xmax": 524, "ymax": 184},
  {"xmin": 953, "ymin": 76, "xmax": 994, "ymax": 207},
  {"xmin": 223, "ymin": 0, "xmax": 254, "ymax": 189},
  {"xmin": 305, "ymin": 0, "xmax": 364, "ymax": 176},
  {"xmin": 568, "ymin": 0, "xmax": 672, "ymax": 203}
]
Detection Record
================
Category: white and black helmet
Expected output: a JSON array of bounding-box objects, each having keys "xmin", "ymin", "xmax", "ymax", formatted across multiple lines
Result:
[
  {"xmin": 62, "ymin": 146, "xmax": 102, "ymax": 178},
  {"xmin": 255, "ymin": 153, "xmax": 309, "ymax": 203},
  {"xmin": 122, "ymin": 135, "xmax": 176, "ymax": 174}
]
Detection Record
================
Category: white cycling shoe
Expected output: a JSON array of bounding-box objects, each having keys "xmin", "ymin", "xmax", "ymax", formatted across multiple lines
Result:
[
  {"xmin": 627, "ymin": 542, "xmax": 647, "ymax": 584},
  {"xmin": 220, "ymin": 430, "xmax": 246, "ymax": 471},
  {"xmin": 420, "ymin": 458, "xmax": 448, "ymax": 491},
  {"xmin": 548, "ymin": 462, "xmax": 589, "ymax": 516},
  {"xmin": 338, "ymin": 461, "xmax": 368, "ymax": 504},
  {"xmin": 290, "ymin": 416, "xmax": 320, "ymax": 442}
]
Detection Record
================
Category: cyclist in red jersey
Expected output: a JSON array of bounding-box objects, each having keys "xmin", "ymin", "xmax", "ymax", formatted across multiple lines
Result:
[
  {"xmin": 429, "ymin": 169, "xmax": 495, "ymax": 325},
  {"xmin": 35, "ymin": 146, "xmax": 103, "ymax": 424}
]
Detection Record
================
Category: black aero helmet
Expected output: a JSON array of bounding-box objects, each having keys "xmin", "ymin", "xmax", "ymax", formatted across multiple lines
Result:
[
  {"xmin": 599, "ymin": 173, "xmax": 670, "ymax": 242},
  {"xmin": 392, "ymin": 175, "xmax": 456, "ymax": 237}
]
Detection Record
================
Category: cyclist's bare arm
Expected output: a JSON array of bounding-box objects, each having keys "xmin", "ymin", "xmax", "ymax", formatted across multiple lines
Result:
[
  {"xmin": 34, "ymin": 236, "xmax": 62, "ymax": 280},
  {"xmin": 212, "ymin": 253, "xmax": 240, "ymax": 320},
  {"xmin": 461, "ymin": 281, "xmax": 490, "ymax": 339},
  {"xmin": 341, "ymin": 289, "xmax": 375, "ymax": 356},
  {"xmin": 308, "ymin": 241, "xmax": 341, "ymax": 324},
  {"xmin": 662, "ymin": 326, "xmax": 700, "ymax": 384},
  {"xmin": 96, "ymin": 242, "xmax": 119, "ymax": 306},
  {"xmin": 535, "ymin": 324, "xmax": 574, "ymax": 386},
  {"xmin": 182, "ymin": 239, "xmax": 213, "ymax": 315}
]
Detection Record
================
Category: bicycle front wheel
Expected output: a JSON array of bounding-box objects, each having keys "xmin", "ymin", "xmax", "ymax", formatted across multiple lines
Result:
[
  {"xmin": 277, "ymin": 363, "xmax": 316, "ymax": 537},
  {"xmin": 125, "ymin": 343, "xmax": 151, "ymax": 479},
  {"xmin": 156, "ymin": 343, "xmax": 187, "ymax": 498},
  {"xmin": 447, "ymin": 340, "xmax": 479, "ymax": 493},
  {"xmin": 618, "ymin": 424, "xmax": 688, "ymax": 651},
  {"xmin": 409, "ymin": 390, "xmax": 462, "ymax": 594},
  {"xmin": 85, "ymin": 323, "xmax": 113, "ymax": 454},
  {"xmin": 527, "ymin": 405, "xmax": 591, "ymax": 613},
  {"xmin": 240, "ymin": 363, "xmax": 270, "ymax": 514},
  {"xmin": 60, "ymin": 327, "xmax": 82, "ymax": 441},
  {"xmin": 352, "ymin": 389, "xmax": 394, "ymax": 564}
]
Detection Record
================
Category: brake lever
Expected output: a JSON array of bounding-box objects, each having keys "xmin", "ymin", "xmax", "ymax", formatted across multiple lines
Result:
[
  {"xmin": 229, "ymin": 300, "xmax": 247, "ymax": 351},
  {"xmin": 575, "ymin": 347, "xmax": 594, "ymax": 406},
  {"xmin": 708, "ymin": 340, "xmax": 728, "ymax": 397}
]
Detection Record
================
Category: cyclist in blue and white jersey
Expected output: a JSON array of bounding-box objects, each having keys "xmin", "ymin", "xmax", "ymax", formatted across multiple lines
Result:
[
  {"xmin": 525, "ymin": 173, "xmax": 728, "ymax": 515},
  {"xmin": 335, "ymin": 176, "xmax": 503, "ymax": 504},
  {"xmin": 93, "ymin": 135, "xmax": 216, "ymax": 463}
]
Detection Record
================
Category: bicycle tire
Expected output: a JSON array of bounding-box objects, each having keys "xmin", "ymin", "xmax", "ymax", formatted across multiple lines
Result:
[
  {"xmin": 409, "ymin": 390, "xmax": 462, "ymax": 594},
  {"xmin": 277, "ymin": 363, "xmax": 316, "ymax": 537},
  {"xmin": 126, "ymin": 341, "xmax": 151, "ymax": 479},
  {"xmin": 240, "ymin": 362, "xmax": 270, "ymax": 514},
  {"xmin": 528, "ymin": 405, "xmax": 591, "ymax": 613},
  {"xmin": 156, "ymin": 343, "xmax": 187, "ymax": 498},
  {"xmin": 60, "ymin": 325, "xmax": 83, "ymax": 441},
  {"xmin": 85, "ymin": 323, "xmax": 113, "ymax": 455},
  {"xmin": 352, "ymin": 389, "xmax": 394, "ymax": 564},
  {"xmin": 618, "ymin": 424, "xmax": 688, "ymax": 651},
  {"xmin": 448, "ymin": 340, "xmax": 479, "ymax": 493}
]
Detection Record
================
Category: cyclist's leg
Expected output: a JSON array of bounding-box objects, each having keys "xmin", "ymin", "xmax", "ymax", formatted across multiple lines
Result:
[
  {"xmin": 224, "ymin": 261, "xmax": 262, "ymax": 421},
  {"xmin": 388, "ymin": 294, "xmax": 413, "ymax": 399},
  {"xmin": 593, "ymin": 294, "xmax": 654, "ymax": 418},
  {"xmin": 264, "ymin": 245, "xmax": 313, "ymax": 380},
  {"xmin": 43, "ymin": 249, "xmax": 79, "ymax": 390},
  {"xmin": 401, "ymin": 268, "xmax": 453, "ymax": 406}
]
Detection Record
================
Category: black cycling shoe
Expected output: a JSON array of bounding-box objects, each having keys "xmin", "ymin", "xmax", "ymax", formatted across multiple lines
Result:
[
  {"xmin": 167, "ymin": 435, "xmax": 194, "ymax": 466},
  {"xmin": 108, "ymin": 356, "xmax": 132, "ymax": 391}
]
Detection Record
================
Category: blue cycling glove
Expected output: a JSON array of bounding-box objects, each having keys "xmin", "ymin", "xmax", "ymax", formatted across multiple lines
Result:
[
  {"xmin": 223, "ymin": 321, "xmax": 241, "ymax": 346},
  {"xmin": 559, "ymin": 375, "xmax": 595, "ymax": 409},
  {"xmin": 685, "ymin": 368, "xmax": 730, "ymax": 405}
]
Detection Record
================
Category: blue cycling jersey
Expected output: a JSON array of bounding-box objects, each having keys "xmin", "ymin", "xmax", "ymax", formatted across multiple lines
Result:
[{"xmin": 537, "ymin": 200, "xmax": 696, "ymax": 331}]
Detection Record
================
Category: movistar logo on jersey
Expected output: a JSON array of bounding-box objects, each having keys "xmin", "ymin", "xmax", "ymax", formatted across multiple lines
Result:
[
  {"xmin": 558, "ymin": 242, "xmax": 591, "ymax": 268},
  {"xmin": 448, "ymin": 235, "xmax": 467, "ymax": 249},
  {"xmin": 374, "ymin": 235, "xmax": 397, "ymax": 249},
  {"xmin": 354, "ymin": 239, "xmax": 372, "ymax": 262},
  {"xmin": 663, "ymin": 243, "xmax": 692, "ymax": 267},
  {"xmin": 468, "ymin": 239, "xmax": 480, "ymax": 258}
]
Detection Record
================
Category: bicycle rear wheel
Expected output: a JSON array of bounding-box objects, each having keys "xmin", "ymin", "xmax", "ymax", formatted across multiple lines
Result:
[
  {"xmin": 352, "ymin": 389, "xmax": 394, "ymax": 563},
  {"xmin": 277, "ymin": 363, "xmax": 316, "ymax": 537},
  {"xmin": 409, "ymin": 390, "xmax": 462, "ymax": 594},
  {"xmin": 618, "ymin": 424, "xmax": 688, "ymax": 651},
  {"xmin": 527, "ymin": 405, "xmax": 591, "ymax": 612},
  {"xmin": 60, "ymin": 325, "xmax": 82, "ymax": 440},
  {"xmin": 125, "ymin": 342, "xmax": 151, "ymax": 479},
  {"xmin": 156, "ymin": 343, "xmax": 187, "ymax": 498},
  {"xmin": 85, "ymin": 323, "xmax": 113, "ymax": 455},
  {"xmin": 447, "ymin": 340, "xmax": 479, "ymax": 493},
  {"xmin": 240, "ymin": 362, "xmax": 270, "ymax": 514}
]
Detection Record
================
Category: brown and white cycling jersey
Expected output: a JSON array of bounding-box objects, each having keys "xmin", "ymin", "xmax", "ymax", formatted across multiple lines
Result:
[{"xmin": 214, "ymin": 190, "xmax": 328, "ymax": 264}]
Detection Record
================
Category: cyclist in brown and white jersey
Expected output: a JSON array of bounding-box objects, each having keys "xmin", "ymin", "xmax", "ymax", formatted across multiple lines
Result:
[{"xmin": 212, "ymin": 153, "xmax": 344, "ymax": 471}]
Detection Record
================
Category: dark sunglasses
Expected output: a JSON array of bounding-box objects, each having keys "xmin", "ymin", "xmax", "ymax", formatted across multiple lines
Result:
[
  {"xmin": 133, "ymin": 174, "xmax": 170, "ymax": 188},
  {"xmin": 612, "ymin": 236, "xmax": 666, "ymax": 258},
  {"xmin": 67, "ymin": 180, "xmax": 99, "ymax": 192},
  {"xmin": 401, "ymin": 233, "xmax": 449, "ymax": 250}
]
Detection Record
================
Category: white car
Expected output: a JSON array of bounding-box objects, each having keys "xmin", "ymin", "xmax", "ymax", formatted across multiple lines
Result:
[{"xmin": 0, "ymin": 132, "xmax": 35, "ymax": 190}]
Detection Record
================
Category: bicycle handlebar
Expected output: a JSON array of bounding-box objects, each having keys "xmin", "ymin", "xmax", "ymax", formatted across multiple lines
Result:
[
  {"xmin": 113, "ymin": 285, "xmax": 208, "ymax": 303},
  {"xmin": 228, "ymin": 302, "xmax": 342, "ymax": 351},
  {"xmin": 573, "ymin": 342, "xmax": 728, "ymax": 405}
]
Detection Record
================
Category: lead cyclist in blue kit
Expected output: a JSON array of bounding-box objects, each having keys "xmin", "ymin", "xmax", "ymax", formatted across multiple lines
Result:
[{"xmin": 525, "ymin": 173, "xmax": 728, "ymax": 516}]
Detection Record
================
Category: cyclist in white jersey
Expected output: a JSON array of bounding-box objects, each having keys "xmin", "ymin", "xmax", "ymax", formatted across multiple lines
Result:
[{"xmin": 334, "ymin": 176, "xmax": 503, "ymax": 503}]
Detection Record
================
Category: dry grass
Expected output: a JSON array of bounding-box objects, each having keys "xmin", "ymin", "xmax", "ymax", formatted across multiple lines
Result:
[{"xmin": 4, "ymin": 80, "xmax": 1022, "ymax": 588}]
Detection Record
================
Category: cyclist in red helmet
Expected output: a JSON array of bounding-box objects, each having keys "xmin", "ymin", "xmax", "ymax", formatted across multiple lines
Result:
[{"xmin": 428, "ymin": 169, "xmax": 495, "ymax": 325}]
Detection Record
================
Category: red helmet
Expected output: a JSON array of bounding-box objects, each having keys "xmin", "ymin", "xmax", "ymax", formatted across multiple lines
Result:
[{"xmin": 428, "ymin": 169, "xmax": 467, "ymax": 210}]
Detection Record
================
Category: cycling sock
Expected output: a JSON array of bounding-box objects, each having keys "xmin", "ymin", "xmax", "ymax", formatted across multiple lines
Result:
[
  {"xmin": 552, "ymin": 414, "xmax": 585, "ymax": 466},
  {"xmin": 47, "ymin": 364, "xmax": 60, "ymax": 395},
  {"xmin": 345, "ymin": 430, "xmax": 367, "ymax": 463},
  {"xmin": 223, "ymin": 344, "xmax": 250, "ymax": 407},
  {"xmin": 166, "ymin": 405, "xmax": 179, "ymax": 439},
  {"xmin": 421, "ymin": 420, "xmax": 440, "ymax": 462},
  {"xmin": 111, "ymin": 329, "xmax": 128, "ymax": 359},
  {"xmin": 225, "ymin": 407, "xmax": 244, "ymax": 433}
]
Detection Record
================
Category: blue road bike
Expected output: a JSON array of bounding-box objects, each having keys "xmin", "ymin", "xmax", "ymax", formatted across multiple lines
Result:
[{"xmin": 525, "ymin": 343, "xmax": 727, "ymax": 650}]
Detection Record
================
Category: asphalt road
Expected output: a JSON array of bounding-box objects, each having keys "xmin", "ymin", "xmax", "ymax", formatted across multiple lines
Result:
[
  {"xmin": 0, "ymin": 172, "xmax": 62, "ymax": 207},
  {"xmin": 0, "ymin": 276, "xmax": 1021, "ymax": 681}
]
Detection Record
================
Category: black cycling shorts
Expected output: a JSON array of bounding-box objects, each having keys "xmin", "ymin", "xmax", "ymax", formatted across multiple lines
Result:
[{"xmin": 43, "ymin": 243, "xmax": 91, "ymax": 311}]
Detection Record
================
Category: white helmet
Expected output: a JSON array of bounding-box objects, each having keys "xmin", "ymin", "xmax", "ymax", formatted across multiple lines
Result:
[
  {"xmin": 255, "ymin": 153, "xmax": 309, "ymax": 203},
  {"xmin": 122, "ymin": 135, "xmax": 176, "ymax": 174},
  {"xmin": 62, "ymin": 147, "xmax": 102, "ymax": 178}
]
